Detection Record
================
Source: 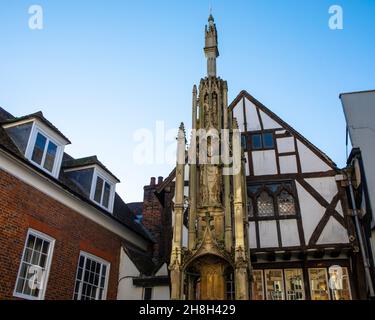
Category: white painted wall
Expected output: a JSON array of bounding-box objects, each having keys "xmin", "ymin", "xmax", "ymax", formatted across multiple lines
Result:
[
  {"xmin": 252, "ymin": 150, "xmax": 278, "ymax": 175},
  {"xmin": 297, "ymin": 140, "xmax": 332, "ymax": 173},
  {"xmin": 279, "ymin": 155, "xmax": 298, "ymax": 174},
  {"xmin": 155, "ymin": 263, "xmax": 168, "ymax": 276},
  {"xmin": 244, "ymin": 99, "xmax": 261, "ymax": 131},
  {"xmin": 296, "ymin": 181, "xmax": 326, "ymax": 243},
  {"xmin": 276, "ymin": 137, "xmax": 295, "ymax": 153},
  {"xmin": 183, "ymin": 225, "xmax": 188, "ymax": 248},
  {"xmin": 279, "ymin": 219, "xmax": 300, "ymax": 247},
  {"xmin": 258, "ymin": 220, "xmax": 278, "ymax": 248},
  {"xmin": 317, "ymin": 217, "xmax": 349, "ymax": 244},
  {"xmin": 153, "ymin": 263, "xmax": 170, "ymax": 300},
  {"xmin": 244, "ymin": 152, "xmax": 250, "ymax": 176},
  {"xmin": 153, "ymin": 286, "xmax": 170, "ymax": 300},
  {"xmin": 341, "ymin": 91, "xmax": 375, "ymax": 226},
  {"xmin": 259, "ymin": 110, "xmax": 282, "ymax": 130},
  {"xmin": 305, "ymin": 177, "xmax": 338, "ymax": 204},
  {"xmin": 249, "ymin": 221, "xmax": 257, "ymax": 248},
  {"xmin": 117, "ymin": 250, "xmax": 143, "ymax": 300},
  {"xmin": 233, "ymin": 101, "xmax": 245, "ymax": 131}
]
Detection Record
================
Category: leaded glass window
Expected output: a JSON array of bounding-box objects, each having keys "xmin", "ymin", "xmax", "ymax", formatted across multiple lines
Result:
[
  {"xmin": 277, "ymin": 190, "xmax": 296, "ymax": 216},
  {"xmin": 257, "ymin": 191, "xmax": 274, "ymax": 217}
]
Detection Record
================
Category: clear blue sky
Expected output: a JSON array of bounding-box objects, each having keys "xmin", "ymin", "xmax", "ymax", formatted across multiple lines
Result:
[{"xmin": 1, "ymin": 0, "xmax": 374, "ymax": 202}]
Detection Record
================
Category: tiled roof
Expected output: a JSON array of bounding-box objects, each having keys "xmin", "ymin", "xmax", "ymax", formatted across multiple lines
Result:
[
  {"xmin": 127, "ymin": 202, "xmax": 143, "ymax": 216},
  {"xmin": 1, "ymin": 110, "xmax": 71, "ymax": 144},
  {"xmin": 0, "ymin": 107, "xmax": 14, "ymax": 121},
  {"xmin": 122, "ymin": 243, "xmax": 156, "ymax": 276},
  {"xmin": 62, "ymin": 155, "xmax": 120, "ymax": 182}
]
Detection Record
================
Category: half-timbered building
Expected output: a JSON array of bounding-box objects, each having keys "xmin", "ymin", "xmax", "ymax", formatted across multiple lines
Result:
[{"xmin": 151, "ymin": 15, "xmax": 367, "ymax": 300}]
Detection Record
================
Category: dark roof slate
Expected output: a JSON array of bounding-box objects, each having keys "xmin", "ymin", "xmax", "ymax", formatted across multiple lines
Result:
[
  {"xmin": 127, "ymin": 202, "xmax": 144, "ymax": 216},
  {"xmin": 1, "ymin": 110, "xmax": 71, "ymax": 144},
  {"xmin": 122, "ymin": 243, "xmax": 156, "ymax": 276},
  {"xmin": 62, "ymin": 155, "xmax": 120, "ymax": 182}
]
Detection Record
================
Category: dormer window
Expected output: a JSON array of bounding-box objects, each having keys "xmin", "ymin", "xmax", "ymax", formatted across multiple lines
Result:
[
  {"xmin": 63, "ymin": 156, "xmax": 119, "ymax": 213},
  {"xmin": 31, "ymin": 132, "xmax": 58, "ymax": 173},
  {"xmin": 93, "ymin": 175, "xmax": 112, "ymax": 209},
  {"xmin": 25, "ymin": 127, "xmax": 65, "ymax": 178},
  {"xmin": 2, "ymin": 112, "xmax": 70, "ymax": 179}
]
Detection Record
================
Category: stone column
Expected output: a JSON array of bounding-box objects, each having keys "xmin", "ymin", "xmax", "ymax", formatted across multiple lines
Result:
[
  {"xmin": 222, "ymin": 81, "xmax": 232, "ymax": 252},
  {"xmin": 170, "ymin": 123, "xmax": 186, "ymax": 300},
  {"xmin": 188, "ymin": 85, "xmax": 197, "ymax": 251},
  {"xmin": 232, "ymin": 120, "xmax": 249, "ymax": 300}
]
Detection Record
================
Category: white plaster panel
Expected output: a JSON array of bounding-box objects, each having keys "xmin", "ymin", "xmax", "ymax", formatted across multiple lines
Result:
[
  {"xmin": 279, "ymin": 219, "xmax": 300, "ymax": 247},
  {"xmin": 184, "ymin": 186, "xmax": 189, "ymax": 197},
  {"xmin": 305, "ymin": 176, "xmax": 338, "ymax": 204},
  {"xmin": 252, "ymin": 150, "xmax": 278, "ymax": 176},
  {"xmin": 277, "ymin": 137, "xmax": 295, "ymax": 153},
  {"xmin": 296, "ymin": 181, "xmax": 326, "ymax": 243},
  {"xmin": 279, "ymin": 155, "xmax": 298, "ymax": 174},
  {"xmin": 275, "ymin": 129, "xmax": 286, "ymax": 134},
  {"xmin": 317, "ymin": 216, "xmax": 349, "ymax": 244},
  {"xmin": 249, "ymin": 221, "xmax": 257, "ymax": 249},
  {"xmin": 184, "ymin": 164, "xmax": 189, "ymax": 180},
  {"xmin": 244, "ymin": 98, "xmax": 261, "ymax": 131},
  {"xmin": 155, "ymin": 263, "xmax": 169, "ymax": 276},
  {"xmin": 244, "ymin": 152, "xmax": 250, "ymax": 176},
  {"xmin": 117, "ymin": 250, "xmax": 143, "ymax": 300},
  {"xmin": 153, "ymin": 286, "xmax": 170, "ymax": 300},
  {"xmin": 259, "ymin": 110, "xmax": 282, "ymax": 129},
  {"xmin": 259, "ymin": 220, "xmax": 278, "ymax": 248},
  {"xmin": 335, "ymin": 201, "xmax": 344, "ymax": 217},
  {"xmin": 233, "ymin": 101, "xmax": 245, "ymax": 132},
  {"xmin": 182, "ymin": 225, "xmax": 188, "ymax": 248},
  {"xmin": 297, "ymin": 140, "xmax": 332, "ymax": 173}
]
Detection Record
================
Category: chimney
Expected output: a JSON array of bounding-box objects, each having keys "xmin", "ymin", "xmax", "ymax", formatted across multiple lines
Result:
[
  {"xmin": 158, "ymin": 176, "xmax": 164, "ymax": 185},
  {"xmin": 150, "ymin": 177, "xmax": 156, "ymax": 186}
]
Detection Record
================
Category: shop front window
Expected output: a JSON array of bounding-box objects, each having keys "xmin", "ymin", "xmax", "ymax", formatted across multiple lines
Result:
[{"xmin": 284, "ymin": 269, "xmax": 305, "ymax": 300}]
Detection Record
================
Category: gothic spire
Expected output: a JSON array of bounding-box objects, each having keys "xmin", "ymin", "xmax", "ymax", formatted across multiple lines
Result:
[{"xmin": 204, "ymin": 14, "xmax": 219, "ymax": 77}]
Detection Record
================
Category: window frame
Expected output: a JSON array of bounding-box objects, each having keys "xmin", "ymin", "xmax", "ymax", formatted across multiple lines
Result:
[
  {"xmin": 248, "ymin": 130, "xmax": 275, "ymax": 151},
  {"xmin": 248, "ymin": 180, "xmax": 300, "ymax": 221},
  {"xmin": 13, "ymin": 229, "xmax": 55, "ymax": 300},
  {"xmin": 252, "ymin": 270, "xmax": 265, "ymax": 300},
  {"xmin": 73, "ymin": 251, "xmax": 110, "ymax": 301},
  {"xmin": 284, "ymin": 268, "xmax": 305, "ymax": 300},
  {"xmin": 264, "ymin": 269, "xmax": 285, "ymax": 300},
  {"xmin": 308, "ymin": 268, "xmax": 331, "ymax": 300},
  {"xmin": 24, "ymin": 124, "xmax": 64, "ymax": 178},
  {"xmin": 90, "ymin": 171, "xmax": 115, "ymax": 212}
]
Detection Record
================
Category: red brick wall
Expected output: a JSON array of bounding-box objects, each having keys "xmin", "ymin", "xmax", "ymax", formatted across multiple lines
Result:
[
  {"xmin": 142, "ymin": 177, "xmax": 164, "ymax": 260},
  {"xmin": 0, "ymin": 169, "xmax": 123, "ymax": 300}
]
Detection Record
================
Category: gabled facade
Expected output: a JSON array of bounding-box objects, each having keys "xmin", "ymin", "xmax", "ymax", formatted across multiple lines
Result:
[
  {"xmin": 149, "ymin": 15, "xmax": 367, "ymax": 300},
  {"xmin": 230, "ymin": 90, "xmax": 364, "ymax": 300}
]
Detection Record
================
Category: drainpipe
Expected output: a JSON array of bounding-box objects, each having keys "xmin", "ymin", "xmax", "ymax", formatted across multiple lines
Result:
[{"xmin": 346, "ymin": 164, "xmax": 375, "ymax": 298}]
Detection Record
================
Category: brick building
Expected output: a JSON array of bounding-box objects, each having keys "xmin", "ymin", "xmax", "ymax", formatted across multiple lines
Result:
[{"xmin": 0, "ymin": 107, "xmax": 168, "ymax": 300}]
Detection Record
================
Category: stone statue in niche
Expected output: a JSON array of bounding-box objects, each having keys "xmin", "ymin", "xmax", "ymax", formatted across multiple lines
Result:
[
  {"xmin": 212, "ymin": 93, "xmax": 218, "ymax": 128},
  {"xmin": 203, "ymin": 93, "xmax": 219, "ymax": 129},
  {"xmin": 199, "ymin": 139, "xmax": 221, "ymax": 206},
  {"xmin": 203, "ymin": 94, "xmax": 211, "ymax": 128}
]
